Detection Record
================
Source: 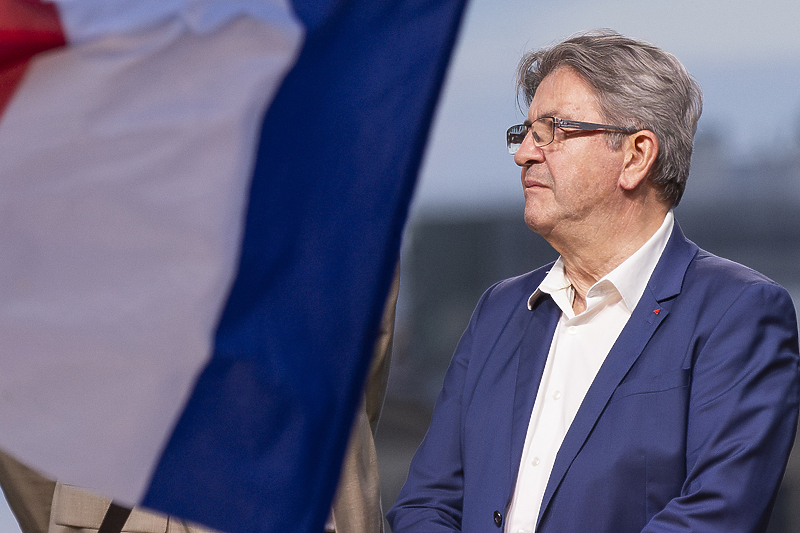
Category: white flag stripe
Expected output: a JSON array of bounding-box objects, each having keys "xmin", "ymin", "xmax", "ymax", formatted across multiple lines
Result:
[
  {"xmin": 0, "ymin": 12, "xmax": 303, "ymax": 504},
  {"xmin": 52, "ymin": 0, "xmax": 301, "ymax": 44}
]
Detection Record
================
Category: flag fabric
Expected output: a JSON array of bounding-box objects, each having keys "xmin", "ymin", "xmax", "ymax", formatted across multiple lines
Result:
[{"xmin": 0, "ymin": 0, "xmax": 467, "ymax": 532}]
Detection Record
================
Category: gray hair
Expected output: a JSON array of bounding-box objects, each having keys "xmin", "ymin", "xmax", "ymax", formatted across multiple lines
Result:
[{"xmin": 516, "ymin": 30, "xmax": 702, "ymax": 206}]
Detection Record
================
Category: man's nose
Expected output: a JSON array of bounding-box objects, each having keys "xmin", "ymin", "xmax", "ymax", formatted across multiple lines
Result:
[{"xmin": 513, "ymin": 131, "xmax": 544, "ymax": 167}]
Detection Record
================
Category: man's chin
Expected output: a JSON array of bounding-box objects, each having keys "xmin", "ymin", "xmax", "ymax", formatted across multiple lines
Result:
[{"xmin": 523, "ymin": 212, "xmax": 553, "ymax": 238}]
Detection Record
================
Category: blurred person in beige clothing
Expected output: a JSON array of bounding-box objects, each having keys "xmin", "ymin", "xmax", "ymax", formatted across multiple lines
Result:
[{"xmin": 0, "ymin": 270, "xmax": 399, "ymax": 533}]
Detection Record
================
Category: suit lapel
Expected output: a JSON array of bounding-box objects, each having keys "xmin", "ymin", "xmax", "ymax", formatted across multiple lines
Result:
[
  {"xmin": 536, "ymin": 222, "xmax": 698, "ymax": 526},
  {"xmin": 507, "ymin": 295, "xmax": 561, "ymax": 503}
]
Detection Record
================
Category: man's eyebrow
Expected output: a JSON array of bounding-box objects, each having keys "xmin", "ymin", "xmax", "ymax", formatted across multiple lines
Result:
[{"xmin": 526, "ymin": 111, "xmax": 558, "ymax": 125}]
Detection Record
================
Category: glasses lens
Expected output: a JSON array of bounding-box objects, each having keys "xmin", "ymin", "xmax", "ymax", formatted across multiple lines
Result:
[
  {"xmin": 506, "ymin": 124, "xmax": 527, "ymax": 154},
  {"xmin": 530, "ymin": 117, "xmax": 554, "ymax": 146}
]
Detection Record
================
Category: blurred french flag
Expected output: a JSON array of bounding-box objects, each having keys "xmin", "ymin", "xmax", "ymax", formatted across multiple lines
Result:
[{"xmin": 0, "ymin": 0, "xmax": 466, "ymax": 532}]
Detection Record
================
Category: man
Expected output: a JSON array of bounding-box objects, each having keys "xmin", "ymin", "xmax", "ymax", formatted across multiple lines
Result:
[{"xmin": 387, "ymin": 30, "xmax": 800, "ymax": 533}]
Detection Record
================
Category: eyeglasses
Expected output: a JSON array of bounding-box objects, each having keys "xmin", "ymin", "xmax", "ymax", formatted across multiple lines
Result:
[{"xmin": 506, "ymin": 116, "xmax": 638, "ymax": 154}]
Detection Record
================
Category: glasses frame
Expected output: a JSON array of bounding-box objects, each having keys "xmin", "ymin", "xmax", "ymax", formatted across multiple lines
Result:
[{"xmin": 506, "ymin": 116, "xmax": 638, "ymax": 154}]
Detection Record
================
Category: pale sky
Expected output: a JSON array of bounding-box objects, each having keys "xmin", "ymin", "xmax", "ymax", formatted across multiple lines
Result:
[{"xmin": 411, "ymin": 0, "xmax": 800, "ymax": 214}]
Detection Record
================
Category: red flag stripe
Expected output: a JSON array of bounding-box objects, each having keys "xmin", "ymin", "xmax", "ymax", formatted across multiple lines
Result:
[{"xmin": 0, "ymin": 0, "xmax": 66, "ymax": 116}]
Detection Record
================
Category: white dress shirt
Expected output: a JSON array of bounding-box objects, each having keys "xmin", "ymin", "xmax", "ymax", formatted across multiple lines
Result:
[{"xmin": 504, "ymin": 211, "xmax": 674, "ymax": 533}]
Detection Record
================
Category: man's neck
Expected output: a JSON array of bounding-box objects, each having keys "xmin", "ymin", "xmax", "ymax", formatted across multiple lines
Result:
[{"xmin": 552, "ymin": 206, "xmax": 669, "ymax": 314}]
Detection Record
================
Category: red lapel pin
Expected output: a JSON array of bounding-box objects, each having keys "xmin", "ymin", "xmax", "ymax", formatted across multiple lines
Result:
[{"xmin": 653, "ymin": 308, "xmax": 661, "ymax": 315}]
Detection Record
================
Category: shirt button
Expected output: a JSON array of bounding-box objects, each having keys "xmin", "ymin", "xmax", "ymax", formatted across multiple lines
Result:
[
  {"xmin": 568, "ymin": 326, "xmax": 578, "ymax": 335},
  {"xmin": 553, "ymin": 390, "xmax": 562, "ymax": 400},
  {"xmin": 531, "ymin": 456, "xmax": 540, "ymax": 466}
]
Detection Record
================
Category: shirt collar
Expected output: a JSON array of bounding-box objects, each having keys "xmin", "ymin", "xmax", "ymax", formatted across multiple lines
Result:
[
  {"xmin": 528, "ymin": 256, "xmax": 571, "ymax": 312},
  {"xmin": 528, "ymin": 210, "xmax": 674, "ymax": 313}
]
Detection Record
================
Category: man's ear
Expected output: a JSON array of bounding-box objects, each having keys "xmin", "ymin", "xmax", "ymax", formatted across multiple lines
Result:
[{"xmin": 619, "ymin": 130, "xmax": 658, "ymax": 191}]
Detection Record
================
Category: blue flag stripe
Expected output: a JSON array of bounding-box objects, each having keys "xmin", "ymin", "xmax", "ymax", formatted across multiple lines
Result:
[{"xmin": 143, "ymin": 0, "xmax": 468, "ymax": 532}]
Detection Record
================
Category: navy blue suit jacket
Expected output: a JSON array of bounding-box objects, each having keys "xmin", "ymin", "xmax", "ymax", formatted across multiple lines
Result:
[{"xmin": 388, "ymin": 223, "xmax": 800, "ymax": 533}]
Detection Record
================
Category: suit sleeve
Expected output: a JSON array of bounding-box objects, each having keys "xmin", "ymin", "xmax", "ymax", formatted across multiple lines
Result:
[
  {"xmin": 386, "ymin": 285, "xmax": 495, "ymax": 533},
  {"xmin": 643, "ymin": 282, "xmax": 800, "ymax": 532}
]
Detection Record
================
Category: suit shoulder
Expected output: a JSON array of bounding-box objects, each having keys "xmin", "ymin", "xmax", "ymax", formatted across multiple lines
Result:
[
  {"xmin": 483, "ymin": 263, "xmax": 552, "ymax": 303},
  {"xmin": 468, "ymin": 263, "xmax": 553, "ymax": 324},
  {"xmin": 682, "ymin": 248, "xmax": 794, "ymax": 314},
  {"xmin": 690, "ymin": 248, "xmax": 782, "ymax": 288}
]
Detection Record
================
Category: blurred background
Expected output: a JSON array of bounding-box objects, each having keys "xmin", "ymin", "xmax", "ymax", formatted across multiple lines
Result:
[
  {"xmin": 375, "ymin": 0, "xmax": 800, "ymax": 532},
  {"xmin": 2, "ymin": 0, "xmax": 799, "ymax": 531}
]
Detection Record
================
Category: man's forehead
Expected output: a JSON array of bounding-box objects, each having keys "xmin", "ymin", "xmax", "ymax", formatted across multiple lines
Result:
[{"xmin": 528, "ymin": 67, "xmax": 600, "ymax": 120}]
